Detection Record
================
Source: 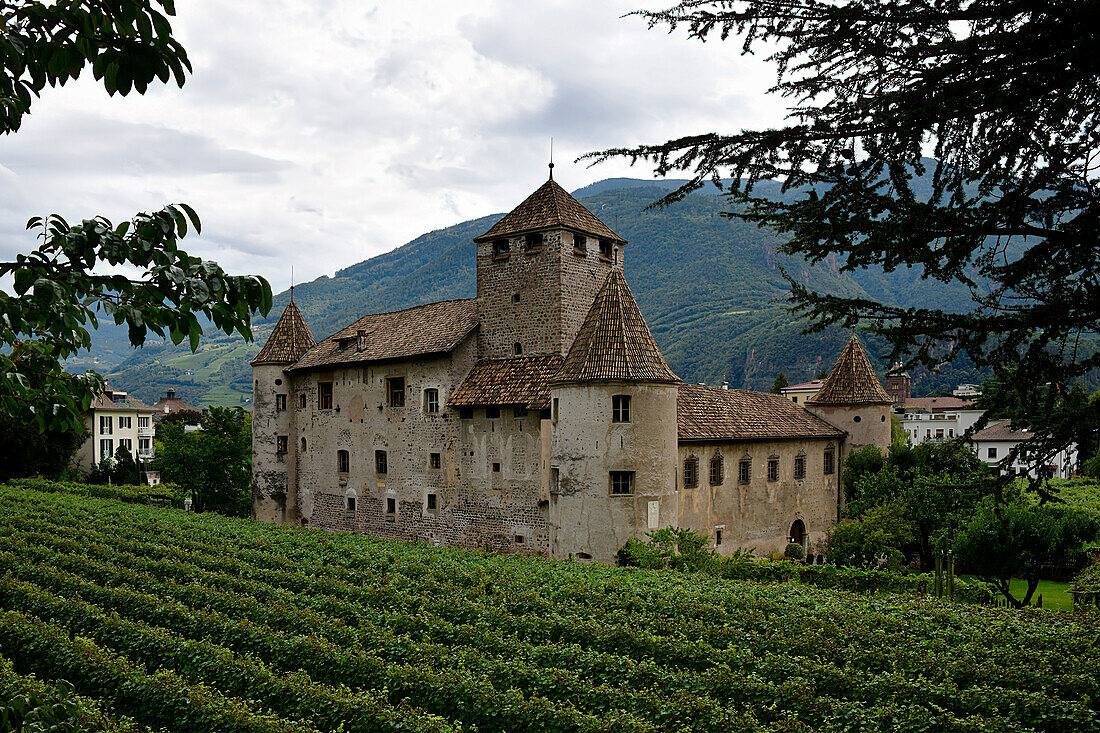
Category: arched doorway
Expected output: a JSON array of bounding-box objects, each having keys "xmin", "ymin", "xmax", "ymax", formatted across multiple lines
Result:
[{"xmin": 789, "ymin": 519, "xmax": 806, "ymax": 548}]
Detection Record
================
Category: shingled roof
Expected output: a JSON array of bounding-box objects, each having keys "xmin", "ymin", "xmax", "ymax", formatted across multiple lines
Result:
[
  {"xmin": 552, "ymin": 269, "xmax": 679, "ymax": 385},
  {"xmin": 970, "ymin": 419, "xmax": 1033, "ymax": 442},
  {"xmin": 473, "ymin": 177, "xmax": 626, "ymax": 244},
  {"xmin": 678, "ymin": 384, "xmax": 845, "ymax": 442},
  {"xmin": 448, "ymin": 354, "xmax": 565, "ymax": 410},
  {"xmin": 807, "ymin": 336, "xmax": 892, "ymax": 406},
  {"xmin": 251, "ymin": 301, "xmax": 316, "ymax": 366},
  {"xmin": 288, "ymin": 298, "xmax": 478, "ymax": 372}
]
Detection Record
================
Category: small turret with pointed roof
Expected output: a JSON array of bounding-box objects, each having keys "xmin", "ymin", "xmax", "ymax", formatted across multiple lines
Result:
[
  {"xmin": 473, "ymin": 176, "xmax": 625, "ymax": 245},
  {"xmin": 807, "ymin": 335, "xmax": 891, "ymax": 406},
  {"xmin": 553, "ymin": 268, "xmax": 679, "ymax": 384},
  {"xmin": 251, "ymin": 300, "xmax": 316, "ymax": 366}
]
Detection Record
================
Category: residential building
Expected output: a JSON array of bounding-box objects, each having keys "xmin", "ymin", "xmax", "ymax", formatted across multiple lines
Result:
[
  {"xmin": 970, "ymin": 419, "xmax": 1077, "ymax": 479},
  {"xmin": 780, "ymin": 379, "xmax": 825, "ymax": 405},
  {"xmin": 73, "ymin": 387, "xmax": 156, "ymax": 473}
]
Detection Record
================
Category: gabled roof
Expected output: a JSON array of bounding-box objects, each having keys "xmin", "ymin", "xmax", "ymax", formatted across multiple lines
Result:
[
  {"xmin": 289, "ymin": 298, "xmax": 478, "ymax": 372},
  {"xmin": 970, "ymin": 419, "xmax": 1033, "ymax": 443},
  {"xmin": 448, "ymin": 354, "xmax": 565, "ymax": 410},
  {"xmin": 902, "ymin": 396, "xmax": 977, "ymax": 412},
  {"xmin": 807, "ymin": 336, "xmax": 892, "ymax": 406},
  {"xmin": 251, "ymin": 301, "xmax": 317, "ymax": 366},
  {"xmin": 678, "ymin": 384, "xmax": 845, "ymax": 442},
  {"xmin": 89, "ymin": 394, "xmax": 156, "ymax": 413},
  {"xmin": 782, "ymin": 379, "xmax": 825, "ymax": 392},
  {"xmin": 473, "ymin": 177, "xmax": 626, "ymax": 244},
  {"xmin": 552, "ymin": 269, "xmax": 679, "ymax": 385},
  {"xmin": 149, "ymin": 395, "xmax": 199, "ymax": 414}
]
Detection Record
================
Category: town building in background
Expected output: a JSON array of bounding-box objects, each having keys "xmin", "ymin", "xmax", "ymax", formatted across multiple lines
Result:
[
  {"xmin": 779, "ymin": 379, "xmax": 825, "ymax": 405},
  {"xmin": 149, "ymin": 389, "xmax": 199, "ymax": 419},
  {"xmin": 251, "ymin": 173, "xmax": 892, "ymax": 562},
  {"xmin": 970, "ymin": 419, "xmax": 1078, "ymax": 479},
  {"xmin": 73, "ymin": 386, "xmax": 156, "ymax": 473}
]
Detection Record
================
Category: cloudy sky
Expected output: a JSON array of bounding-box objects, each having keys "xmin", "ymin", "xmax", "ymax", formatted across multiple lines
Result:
[{"xmin": 1, "ymin": 1, "xmax": 786, "ymax": 293}]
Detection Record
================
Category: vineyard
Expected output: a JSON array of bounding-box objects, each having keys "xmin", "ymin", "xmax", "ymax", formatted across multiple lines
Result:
[{"xmin": 0, "ymin": 485, "xmax": 1098, "ymax": 732}]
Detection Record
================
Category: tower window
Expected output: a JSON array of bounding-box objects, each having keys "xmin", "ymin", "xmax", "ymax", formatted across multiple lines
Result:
[
  {"xmin": 513, "ymin": 342, "xmax": 523, "ymax": 356},
  {"xmin": 301, "ymin": 437, "xmax": 307, "ymax": 452},
  {"xmin": 375, "ymin": 450, "xmax": 388, "ymax": 475},
  {"xmin": 427, "ymin": 492, "xmax": 437, "ymax": 511},
  {"xmin": 767, "ymin": 457, "xmax": 779, "ymax": 482},
  {"xmin": 716, "ymin": 530, "xmax": 723, "ymax": 546},
  {"xmin": 346, "ymin": 496, "xmax": 356, "ymax": 513},
  {"xmin": 794, "ymin": 455, "xmax": 806, "ymax": 479},
  {"xmin": 683, "ymin": 458, "xmax": 699, "ymax": 489},
  {"xmin": 276, "ymin": 436, "xmax": 288, "ymax": 455},
  {"xmin": 824, "ymin": 449, "xmax": 835, "ymax": 475},
  {"xmin": 430, "ymin": 452, "xmax": 441, "ymax": 469},
  {"xmin": 492, "ymin": 462, "xmax": 501, "ymax": 473},
  {"xmin": 337, "ymin": 450, "xmax": 349, "ymax": 474},
  {"xmin": 512, "ymin": 292, "xmax": 521, "ymax": 303},
  {"xmin": 424, "ymin": 388, "xmax": 440, "ymax": 414},
  {"xmin": 611, "ymin": 395, "xmax": 631, "ymax": 423},
  {"xmin": 599, "ymin": 239, "xmax": 613, "ymax": 260},
  {"xmin": 387, "ymin": 377, "xmax": 406, "ymax": 408},
  {"xmin": 709, "ymin": 454, "xmax": 724, "ymax": 486},
  {"xmin": 515, "ymin": 534, "xmax": 525, "ymax": 544},
  {"xmin": 574, "ymin": 234, "xmax": 587, "ymax": 254},
  {"xmin": 299, "ymin": 393, "xmax": 307, "ymax": 409},
  {"xmin": 319, "ymin": 382, "xmax": 333, "ymax": 410},
  {"xmin": 275, "ymin": 394, "xmax": 286, "ymax": 411},
  {"xmin": 552, "ymin": 398, "xmax": 559, "ymax": 423},
  {"xmin": 386, "ymin": 497, "xmax": 396, "ymax": 520},
  {"xmin": 738, "ymin": 459, "xmax": 751, "ymax": 484},
  {"xmin": 525, "ymin": 232, "xmax": 543, "ymax": 251},
  {"xmin": 485, "ymin": 406, "xmax": 500, "ymax": 419},
  {"xmin": 493, "ymin": 239, "xmax": 509, "ymax": 257},
  {"xmin": 610, "ymin": 471, "xmax": 634, "ymax": 495}
]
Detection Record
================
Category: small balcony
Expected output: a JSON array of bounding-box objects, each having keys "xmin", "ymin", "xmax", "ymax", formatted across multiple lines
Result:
[{"xmin": 138, "ymin": 426, "xmax": 155, "ymax": 437}]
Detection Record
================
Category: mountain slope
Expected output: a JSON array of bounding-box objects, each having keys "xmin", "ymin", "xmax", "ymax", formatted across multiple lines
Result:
[{"xmin": 100, "ymin": 180, "xmax": 985, "ymax": 406}]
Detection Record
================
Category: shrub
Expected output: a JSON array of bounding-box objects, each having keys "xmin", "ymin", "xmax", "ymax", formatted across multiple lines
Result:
[{"xmin": 784, "ymin": 542, "xmax": 805, "ymax": 561}]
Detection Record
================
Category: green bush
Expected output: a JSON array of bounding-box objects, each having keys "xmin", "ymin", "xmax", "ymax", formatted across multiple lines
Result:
[
  {"xmin": 784, "ymin": 542, "xmax": 805, "ymax": 561},
  {"xmin": 7, "ymin": 478, "xmax": 185, "ymax": 508}
]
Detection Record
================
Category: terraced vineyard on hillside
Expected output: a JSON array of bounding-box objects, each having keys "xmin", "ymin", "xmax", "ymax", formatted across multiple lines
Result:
[{"xmin": 0, "ymin": 486, "xmax": 1097, "ymax": 732}]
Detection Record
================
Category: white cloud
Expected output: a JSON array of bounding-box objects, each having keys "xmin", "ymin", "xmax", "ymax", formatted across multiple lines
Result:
[{"xmin": 0, "ymin": 0, "xmax": 786, "ymax": 292}]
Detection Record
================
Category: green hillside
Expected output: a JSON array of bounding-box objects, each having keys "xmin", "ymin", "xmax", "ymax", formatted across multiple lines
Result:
[
  {"xmin": 1, "ymin": 485, "xmax": 1096, "ymax": 732},
  {"xmin": 99, "ymin": 180, "xmax": 988, "ymax": 407}
]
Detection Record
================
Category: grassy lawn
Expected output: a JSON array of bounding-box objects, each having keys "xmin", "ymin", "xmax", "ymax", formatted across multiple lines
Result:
[{"xmin": 961, "ymin": 575, "xmax": 1074, "ymax": 611}]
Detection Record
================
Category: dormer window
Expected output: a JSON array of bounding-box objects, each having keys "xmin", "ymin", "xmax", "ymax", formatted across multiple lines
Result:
[
  {"xmin": 599, "ymin": 239, "xmax": 613, "ymax": 260},
  {"xmin": 574, "ymin": 234, "xmax": 587, "ymax": 255},
  {"xmin": 525, "ymin": 232, "xmax": 543, "ymax": 251},
  {"xmin": 493, "ymin": 239, "xmax": 509, "ymax": 257}
]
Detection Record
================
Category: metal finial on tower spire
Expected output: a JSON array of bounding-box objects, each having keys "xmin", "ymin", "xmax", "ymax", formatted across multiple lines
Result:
[
  {"xmin": 290, "ymin": 266, "xmax": 294, "ymax": 303},
  {"xmin": 548, "ymin": 137, "xmax": 554, "ymax": 180}
]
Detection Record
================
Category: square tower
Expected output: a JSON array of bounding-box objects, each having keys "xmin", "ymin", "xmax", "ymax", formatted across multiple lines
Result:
[{"xmin": 473, "ymin": 171, "xmax": 626, "ymax": 360}]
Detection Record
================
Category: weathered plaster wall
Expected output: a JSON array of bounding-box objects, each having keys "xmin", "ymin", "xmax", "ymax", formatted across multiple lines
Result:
[
  {"xmin": 676, "ymin": 439, "xmax": 840, "ymax": 557},
  {"xmin": 549, "ymin": 381, "xmax": 679, "ymax": 563},
  {"xmin": 252, "ymin": 363, "xmax": 295, "ymax": 524}
]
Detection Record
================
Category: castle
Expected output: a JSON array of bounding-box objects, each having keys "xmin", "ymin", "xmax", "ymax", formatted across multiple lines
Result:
[{"xmin": 251, "ymin": 173, "xmax": 892, "ymax": 562}]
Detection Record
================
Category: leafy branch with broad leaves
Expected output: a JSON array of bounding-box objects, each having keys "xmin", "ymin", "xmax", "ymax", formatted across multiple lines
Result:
[
  {"xmin": 1, "ymin": 1, "xmax": 272, "ymax": 435},
  {"xmin": 587, "ymin": 0, "xmax": 1100, "ymax": 484}
]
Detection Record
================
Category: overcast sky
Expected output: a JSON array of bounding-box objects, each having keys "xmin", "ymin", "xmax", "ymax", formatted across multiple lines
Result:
[{"xmin": 0, "ymin": 1, "xmax": 786, "ymax": 293}]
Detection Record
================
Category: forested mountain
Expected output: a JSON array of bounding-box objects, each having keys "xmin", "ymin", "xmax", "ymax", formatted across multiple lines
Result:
[{"xmin": 94, "ymin": 179, "xmax": 991, "ymax": 407}]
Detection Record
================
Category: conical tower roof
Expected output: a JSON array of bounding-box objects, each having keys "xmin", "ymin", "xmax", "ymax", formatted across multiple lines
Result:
[
  {"xmin": 473, "ymin": 177, "xmax": 626, "ymax": 244},
  {"xmin": 552, "ymin": 269, "xmax": 679, "ymax": 384},
  {"xmin": 251, "ymin": 300, "xmax": 316, "ymax": 366},
  {"xmin": 807, "ymin": 335, "xmax": 892, "ymax": 405}
]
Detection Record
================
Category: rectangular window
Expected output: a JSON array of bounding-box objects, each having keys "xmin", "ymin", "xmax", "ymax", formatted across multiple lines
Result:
[
  {"xmin": 492, "ymin": 462, "xmax": 501, "ymax": 473},
  {"xmin": 375, "ymin": 450, "xmax": 388, "ymax": 475},
  {"xmin": 599, "ymin": 239, "xmax": 613, "ymax": 260},
  {"xmin": 427, "ymin": 492, "xmax": 437, "ymax": 511},
  {"xmin": 794, "ymin": 455, "xmax": 806, "ymax": 479},
  {"xmin": 525, "ymin": 232, "xmax": 543, "ymax": 251},
  {"xmin": 573, "ymin": 234, "xmax": 587, "ymax": 254},
  {"xmin": 552, "ymin": 398, "xmax": 559, "ymax": 423},
  {"xmin": 513, "ymin": 406, "xmax": 528, "ymax": 419},
  {"xmin": 299, "ymin": 393, "xmax": 307, "ymax": 409},
  {"xmin": 276, "ymin": 436, "xmax": 288, "ymax": 455},
  {"xmin": 99, "ymin": 415, "xmax": 113, "ymax": 435},
  {"xmin": 683, "ymin": 458, "xmax": 699, "ymax": 489},
  {"xmin": 337, "ymin": 450, "xmax": 349, "ymax": 473},
  {"xmin": 935, "ymin": 428, "xmax": 944, "ymax": 439},
  {"xmin": 459, "ymin": 407, "xmax": 473, "ymax": 420},
  {"xmin": 485, "ymin": 406, "xmax": 500, "ymax": 419},
  {"xmin": 430, "ymin": 452, "xmax": 441, "ymax": 469},
  {"xmin": 716, "ymin": 530, "xmax": 723, "ymax": 546},
  {"xmin": 319, "ymin": 382, "xmax": 333, "ymax": 410},
  {"xmin": 276, "ymin": 394, "xmax": 287, "ymax": 411},
  {"xmin": 709, "ymin": 455, "xmax": 723, "ymax": 486},
  {"xmin": 119, "ymin": 438, "xmax": 132, "ymax": 452},
  {"xmin": 768, "ymin": 458, "xmax": 779, "ymax": 482},
  {"xmin": 988, "ymin": 447, "xmax": 998, "ymax": 459},
  {"xmin": 346, "ymin": 496, "xmax": 356, "ymax": 513},
  {"xmin": 386, "ymin": 497, "xmax": 396, "ymax": 514},
  {"xmin": 424, "ymin": 388, "xmax": 439, "ymax": 414},
  {"xmin": 738, "ymin": 459, "xmax": 751, "ymax": 484},
  {"xmin": 138, "ymin": 416, "xmax": 150, "ymax": 428},
  {"xmin": 612, "ymin": 394, "xmax": 631, "ymax": 423},
  {"xmin": 824, "ymin": 450, "xmax": 835, "ymax": 475},
  {"xmin": 387, "ymin": 377, "xmax": 405, "ymax": 408},
  {"xmin": 492, "ymin": 239, "xmax": 509, "ymax": 257},
  {"xmin": 99, "ymin": 438, "xmax": 113, "ymax": 459},
  {"xmin": 118, "ymin": 416, "xmax": 132, "ymax": 429},
  {"xmin": 610, "ymin": 471, "xmax": 634, "ymax": 495},
  {"xmin": 138, "ymin": 438, "xmax": 151, "ymax": 455}
]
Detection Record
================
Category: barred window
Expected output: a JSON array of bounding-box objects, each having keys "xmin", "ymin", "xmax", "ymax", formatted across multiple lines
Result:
[
  {"xmin": 610, "ymin": 471, "xmax": 634, "ymax": 495},
  {"xmin": 824, "ymin": 449, "xmax": 835, "ymax": 475},
  {"xmin": 574, "ymin": 234, "xmax": 587, "ymax": 254},
  {"xmin": 276, "ymin": 394, "xmax": 287, "ymax": 411},
  {"xmin": 684, "ymin": 457, "xmax": 699, "ymax": 489},
  {"xmin": 337, "ymin": 450, "xmax": 349, "ymax": 473},
  {"xmin": 276, "ymin": 436, "xmax": 288, "ymax": 455},
  {"xmin": 387, "ymin": 377, "xmax": 405, "ymax": 408},
  {"xmin": 319, "ymin": 382, "xmax": 333, "ymax": 410},
  {"xmin": 525, "ymin": 232, "xmax": 544, "ymax": 251},
  {"xmin": 375, "ymin": 450, "xmax": 388, "ymax": 475},
  {"xmin": 493, "ymin": 239, "xmax": 509, "ymax": 256},
  {"xmin": 738, "ymin": 459, "xmax": 751, "ymax": 484},
  {"xmin": 794, "ymin": 455, "xmax": 806, "ymax": 479},
  {"xmin": 709, "ymin": 454, "xmax": 724, "ymax": 485},
  {"xmin": 767, "ymin": 458, "xmax": 779, "ymax": 482},
  {"xmin": 430, "ymin": 452, "xmax": 441, "ymax": 470}
]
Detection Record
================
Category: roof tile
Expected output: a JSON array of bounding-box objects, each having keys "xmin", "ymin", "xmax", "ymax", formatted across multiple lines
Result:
[
  {"xmin": 807, "ymin": 336, "xmax": 892, "ymax": 406},
  {"xmin": 473, "ymin": 178, "xmax": 625, "ymax": 244},
  {"xmin": 251, "ymin": 301, "xmax": 317, "ymax": 366},
  {"xmin": 678, "ymin": 384, "xmax": 845, "ymax": 442},
  {"xmin": 448, "ymin": 354, "xmax": 565, "ymax": 410}
]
